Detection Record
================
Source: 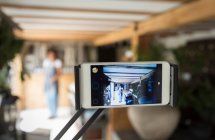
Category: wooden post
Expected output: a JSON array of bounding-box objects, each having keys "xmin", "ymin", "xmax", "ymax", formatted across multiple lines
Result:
[
  {"xmin": 131, "ymin": 34, "xmax": 139, "ymax": 62},
  {"xmin": 138, "ymin": 35, "xmax": 153, "ymax": 55},
  {"xmin": 106, "ymin": 108, "xmax": 133, "ymax": 140}
]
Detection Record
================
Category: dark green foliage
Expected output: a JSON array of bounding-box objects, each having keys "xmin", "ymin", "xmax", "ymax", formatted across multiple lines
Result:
[
  {"xmin": 138, "ymin": 42, "xmax": 166, "ymax": 61},
  {"xmin": 0, "ymin": 16, "xmax": 24, "ymax": 69},
  {"xmin": 0, "ymin": 15, "xmax": 24, "ymax": 92},
  {"xmin": 138, "ymin": 39, "xmax": 215, "ymax": 122},
  {"xmin": 173, "ymin": 41, "xmax": 215, "ymax": 122},
  {"xmin": 0, "ymin": 65, "xmax": 10, "ymax": 91}
]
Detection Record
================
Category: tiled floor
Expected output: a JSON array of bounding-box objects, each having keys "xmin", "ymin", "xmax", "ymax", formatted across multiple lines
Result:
[{"xmin": 18, "ymin": 107, "xmax": 82, "ymax": 140}]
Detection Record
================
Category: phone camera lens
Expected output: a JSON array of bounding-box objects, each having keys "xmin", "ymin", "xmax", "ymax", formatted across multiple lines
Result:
[{"xmin": 92, "ymin": 67, "xmax": 98, "ymax": 73}]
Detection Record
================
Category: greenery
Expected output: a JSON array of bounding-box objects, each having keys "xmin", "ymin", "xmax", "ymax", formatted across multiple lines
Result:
[
  {"xmin": 0, "ymin": 16, "xmax": 23, "ymax": 69},
  {"xmin": 138, "ymin": 41, "xmax": 166, "ymax": 61},
  {"xmin": 0, "ymin": 65, "xmax": 10, "ymax": 91},
  {"xmin": 138, "ymin": 40, "xmax": 215, "ymax": 122},
  {"xmin": 0, "ymin": 14, "xmax": 24, "ymax": 92},
  {"xmin": 173, "ymin": 43, "xmax": 215, "ymax": 122}
]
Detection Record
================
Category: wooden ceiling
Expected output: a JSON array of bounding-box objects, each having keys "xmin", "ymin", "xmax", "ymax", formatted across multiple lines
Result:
[
  {"xmin": 0, "ymin": 0, "xmax": 214, "ymax": 44},
  {"xmin": 0, "ymin": 0, "xmax": 183, "ymax": 41}
]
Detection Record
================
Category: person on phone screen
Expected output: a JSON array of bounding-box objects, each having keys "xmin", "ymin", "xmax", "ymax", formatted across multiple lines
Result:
[{"xmin": 43, "ymin": 48, "xmax": 62, "ymax": 119}]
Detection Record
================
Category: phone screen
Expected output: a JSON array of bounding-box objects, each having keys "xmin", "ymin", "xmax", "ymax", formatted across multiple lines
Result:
[{"xmin": 91, "ymin": 64, "xmax": 162, "ymax": 106}]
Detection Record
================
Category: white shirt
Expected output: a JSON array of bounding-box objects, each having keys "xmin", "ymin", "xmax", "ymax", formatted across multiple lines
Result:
[
  {"xmin": 43, "ymin": 58, "xmax": 62, "ymax": 69},
  {"xmin": 43, "ymin": 59, "xmax": 62, "ymax": 91}
]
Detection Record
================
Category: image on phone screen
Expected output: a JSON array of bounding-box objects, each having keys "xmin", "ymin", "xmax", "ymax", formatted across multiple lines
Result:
[{"xmin": 91, "ymin": 64, "xmax": 162, "ymax": 106}]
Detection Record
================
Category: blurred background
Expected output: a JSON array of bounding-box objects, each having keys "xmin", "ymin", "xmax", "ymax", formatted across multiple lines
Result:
[{"xmin": 0, "ymin": 0, "xmax": 215, "ymax": 140}]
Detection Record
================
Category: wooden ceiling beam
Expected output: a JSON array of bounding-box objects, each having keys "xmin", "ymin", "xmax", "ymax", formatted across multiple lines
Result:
[
  {"xmin": 14, "ymin": 29, "xmax": 97, "ymax": 41},
  {"xmin": 94, "ymin": 0, "xmax": 215, "ymax": 46},
  {"xmin": 137, "ymin": 0, "xmax": 215, "ymax": 35},
  {"xmin": 94, "ymin": 25, "xmax": 136, "ymax": 47}
]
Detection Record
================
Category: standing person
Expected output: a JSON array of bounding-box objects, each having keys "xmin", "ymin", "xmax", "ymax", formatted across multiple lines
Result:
[
  {"xmin": 118, "ymin": 85, "xmax": 123, "ymax": 103},
  {"xmin": 43, "ymin": 48, "xmax": 62, "ymax": 119}
]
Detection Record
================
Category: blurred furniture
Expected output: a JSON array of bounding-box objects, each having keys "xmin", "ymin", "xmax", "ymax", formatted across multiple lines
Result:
[
  {"xmin": 114, "ymin": 129, "xmax": 141, "ymax": 140},
  {"xmin": 17, "ymin": 107, "xmax": 80, "ymax": 140},
  {"xmin": 83, "ymin": 110, "xmax": 107, "ymax": 140},
  {"xmin": 128, "ymin": 106, "xmax": 180, "ymax": 140},
  {"xmin": 23, "ymin": 73, "xmax": 74, "ymax": 109},
  {"xmin": 0, "ymin": 92, "xmax": 18, "ymax": 140},
  {"xmin": 106, "ymin": 108, "xmax": 133, "ymax": 140}
]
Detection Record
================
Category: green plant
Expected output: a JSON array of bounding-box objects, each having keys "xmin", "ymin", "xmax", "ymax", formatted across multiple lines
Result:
[
  {"xmin": 0, "ymin": 14, "xmax": 23, "ymax": 69},
  {"xmin": 0, "ymin": 65, "xmax": 10, "ymax": 91},
  {"xmin": 138, "ymin": 39, "xmax": 215, "ymax": 122},
  {"xmin": 173, "ymin": 43, "xmax": 215, "ymax": 122},
  {"xmin": 138, "ymin": 41, "xmax": 166, "ymax": 61},
  {"xmin": 0, "ymin": 14, "xmax": 24, "ymax": 92}
]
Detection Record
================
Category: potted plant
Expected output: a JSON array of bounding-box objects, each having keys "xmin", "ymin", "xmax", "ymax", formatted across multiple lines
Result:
[
  {"xmin": 128, "ymin": 41, "xmax": 180, "ymax": 140},
  {"xmin": 0, "ymin": 14, "xmax": 23, "ymax": 69},
  {"xmin": 0, "ymin": 13, "xmax": 24, "ymax": 136},
  {"xmin": 0, "ymin": 14, "xmax": 23, "ymax": 104},
  {"xmin": 0, "ymin": 65, "xmax": 10, "ymax": 105}
]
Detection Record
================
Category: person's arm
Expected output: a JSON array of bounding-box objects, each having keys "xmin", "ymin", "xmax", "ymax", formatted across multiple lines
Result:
[
  {"xmin": 52, "ymin": 68, "xmax": 61, "ymax": 81},
  {"xmin": 43, "ymin": 59, "xmax": 47, "ymax": 69},
  {"xmin": 43, "ymin": 59, "xmax": 48, "ymax": 75},
  {"xmin": 52, "ymin": 59, "xmax": 62, "ymax": 81}
]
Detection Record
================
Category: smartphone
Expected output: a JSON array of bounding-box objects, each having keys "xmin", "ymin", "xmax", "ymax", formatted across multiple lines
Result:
[{"xmin": 80, "ymin": 62, "xmax": 170, "ymax": 108}]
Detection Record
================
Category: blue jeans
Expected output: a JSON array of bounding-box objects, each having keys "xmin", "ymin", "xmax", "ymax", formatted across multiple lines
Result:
[{"xmin": 45, "ymin": 86, "xmax": 58, "ymax": 117}]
